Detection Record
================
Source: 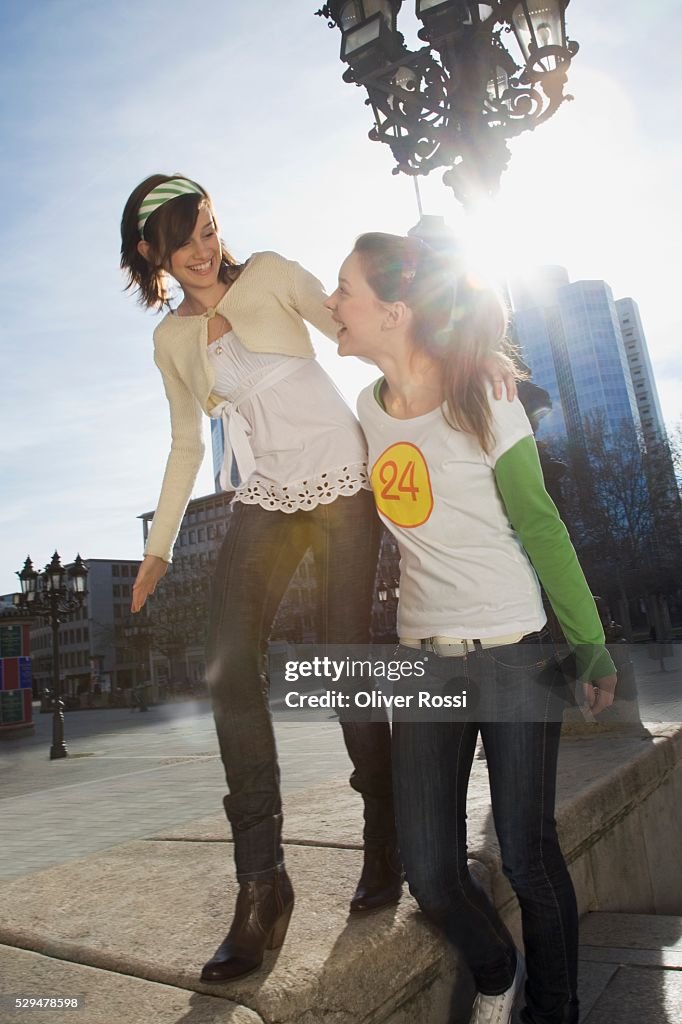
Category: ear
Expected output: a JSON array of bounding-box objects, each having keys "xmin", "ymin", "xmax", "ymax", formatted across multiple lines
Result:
[
  {"xmin": 381, "ymin": 301, "xmax": 409, "ymax": 331},
  {"xmin": 137, "ymin": 239, "xmax": 153, "ymax": 264}
]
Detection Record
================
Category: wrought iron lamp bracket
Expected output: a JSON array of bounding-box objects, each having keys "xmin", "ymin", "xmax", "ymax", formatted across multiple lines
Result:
[{"xmin": 317, "ymin": 1, "xmax": 579, "ymax": 201}]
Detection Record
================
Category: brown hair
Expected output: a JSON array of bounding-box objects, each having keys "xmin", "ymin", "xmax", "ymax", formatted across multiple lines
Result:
[
  {"xmin": 120, "ymin": 173, "xmax": 243, "ymax": 309},
  {"xmin": 353, "ymin": 232, "xmax": 515, "ymax": 454}
]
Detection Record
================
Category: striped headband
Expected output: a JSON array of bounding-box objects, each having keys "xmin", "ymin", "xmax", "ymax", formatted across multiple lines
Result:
[{"xmin": 137, "ymin": 178, "xmax": 203, "ymax": 236}]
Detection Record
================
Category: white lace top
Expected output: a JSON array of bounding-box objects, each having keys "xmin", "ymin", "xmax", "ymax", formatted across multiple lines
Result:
[{"xmin": 206, "ymin": 331, "xmax": 370, "ymax": 512}]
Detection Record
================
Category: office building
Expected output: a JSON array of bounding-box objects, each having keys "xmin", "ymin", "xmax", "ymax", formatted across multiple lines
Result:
[
  {"xmin": 139, "ymin": 490, "xmax": 320, "ymax": 686},
  {"xmin": 513, "ymin": 269, "xmax": 644, "ymax": 451},
  {"xmin": 27, "ymin": 558, "xmax": 142, "ymax": 699},
  {"xmin": 615, "ymin": 297, "xmax": 668, "ymax": 449},
  {"xmin": 210, "ymin": 418, "xmax": 225, "ymax": 493}
]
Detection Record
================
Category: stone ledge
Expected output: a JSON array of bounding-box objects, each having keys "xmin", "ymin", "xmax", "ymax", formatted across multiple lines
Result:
[
  {"xmin": 580, "ymin": 911, "xmax": 682, "ymax": 952},
  {"xmin": 0, "ymin": 842, "xmax": 469, "ymax": 1024},
  {"xmin": 480, "ymin": 725, "xmax": 682, "ymax": 933}
]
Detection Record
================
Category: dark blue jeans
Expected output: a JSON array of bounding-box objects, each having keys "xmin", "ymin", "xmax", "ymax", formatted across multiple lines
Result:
[
  {"xmin": 392, "ymin": 637, "xmax": 579, "ymax": 1024},
  {"xmin": 206, "ymin": 490, "xmax": 394, "ymax": 880}
]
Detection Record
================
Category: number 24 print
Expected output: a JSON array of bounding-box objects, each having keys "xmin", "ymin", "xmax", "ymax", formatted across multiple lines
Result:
[{"xmin": 371, "ymin": 443, "xmax": 434, "ymax": 527}]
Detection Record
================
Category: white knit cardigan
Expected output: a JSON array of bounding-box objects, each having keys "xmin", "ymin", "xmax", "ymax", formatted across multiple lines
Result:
[{"xmin": 145, "ymin": 251, "xmax": 338, "ymax": 561}]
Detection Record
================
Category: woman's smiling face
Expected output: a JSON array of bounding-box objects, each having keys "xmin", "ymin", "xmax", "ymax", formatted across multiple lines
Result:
[
  {"xmin": 167, "ymin": 206, "xmax": 222, "ymax": 289},
  {"xmin": 325, "ymin": 250, "xmax": 390, "ymax": 359}
]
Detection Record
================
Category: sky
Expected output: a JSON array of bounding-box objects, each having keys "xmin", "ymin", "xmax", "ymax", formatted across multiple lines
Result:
[{"xmin": 1, "ymin": 0, "xmax": 680, "ymax": 595}]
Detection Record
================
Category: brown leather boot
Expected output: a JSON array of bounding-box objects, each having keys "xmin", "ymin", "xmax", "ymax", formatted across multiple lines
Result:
[
  {"xmin": 349, "ymin": 842, "xmax": 403, "ymax": 913},
  {"xmin": 200, "ymin": 867, "xmax": 294, "ymax": 982}
]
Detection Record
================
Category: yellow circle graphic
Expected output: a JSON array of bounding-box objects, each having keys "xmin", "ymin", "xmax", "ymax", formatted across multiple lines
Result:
[{"xmin": 370, "ymin": 442, "xmax": 434, "ymax": 528}]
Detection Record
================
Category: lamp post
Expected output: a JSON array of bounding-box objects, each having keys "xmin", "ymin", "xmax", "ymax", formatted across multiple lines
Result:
[
  {"xmin": 316, "ymin": 0, "xmax": 579, "ymax": 204},
  {"xmin": 15, "ymin": 552, "xmax": 88, "ymax": 760}
]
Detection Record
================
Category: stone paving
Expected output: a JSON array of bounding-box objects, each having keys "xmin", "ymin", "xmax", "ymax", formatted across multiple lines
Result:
[
  {"xmin": 0, "ymin": 699, "xmax": 353, "ymax": 881},
  {"xmin": 3, "ymin": 680, "xmax": 673, "ymax": 883},
  {"xmin": 580, "ymin": 912, "xmax": 682, "ymax": 1023}
]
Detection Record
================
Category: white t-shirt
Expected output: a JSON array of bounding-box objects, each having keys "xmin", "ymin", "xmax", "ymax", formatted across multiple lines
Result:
[
  {"xmin": 208, "ymin": 331, "xmax": 369, "ymax": 512},
  {"xmin": 356, "ymin": 381, "xmax": 546, "ymax": 639}
]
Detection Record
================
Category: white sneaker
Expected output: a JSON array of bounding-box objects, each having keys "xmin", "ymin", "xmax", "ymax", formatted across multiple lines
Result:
[{"xmin": 469, "ymin": 951, "xmax": 526, "ymax": 1024}]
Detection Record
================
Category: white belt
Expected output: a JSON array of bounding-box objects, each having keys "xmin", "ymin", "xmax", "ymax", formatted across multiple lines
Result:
[
  {"xmin": 400, "ymin": 632, "xmax": 525, "ymax": 657},
  {"xmin": 210, "ymin": 359, "xmax": 305, "ymax": 490}
]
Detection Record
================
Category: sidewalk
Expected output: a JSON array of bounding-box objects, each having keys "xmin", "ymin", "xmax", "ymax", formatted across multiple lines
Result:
[
  {"xmin": 0, "ymin": 701, "xmax": 354, "ymax": 880},
  {"xmin": 578, "ymin": 912, "xmax": 682, "ymax": 1022}
]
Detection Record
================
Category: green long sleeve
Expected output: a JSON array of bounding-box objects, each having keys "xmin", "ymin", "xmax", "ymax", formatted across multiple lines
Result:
[{"xmin": 494, "ymin": 436, "xmax": 615, "ymax": 680}]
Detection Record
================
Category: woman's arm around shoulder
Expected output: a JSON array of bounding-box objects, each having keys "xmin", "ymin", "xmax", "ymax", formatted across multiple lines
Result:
[
  {"xmin": 286, "ymin": 254, "xmax": 339, "ymax": 343},
  {"xmin": 244, "ymin": 250, "xmax": 338, "ymax": 342}
]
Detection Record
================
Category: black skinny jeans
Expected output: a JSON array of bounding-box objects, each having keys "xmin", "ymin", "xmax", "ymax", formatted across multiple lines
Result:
[{"xmin": 206, "ymin": 490, "xmax": 394, "ymax": 880}]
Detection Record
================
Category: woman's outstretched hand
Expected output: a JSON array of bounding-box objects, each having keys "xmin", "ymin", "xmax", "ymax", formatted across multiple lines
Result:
[
  {"xmin": 481, "ymin": 356, "xmax": 517, "ymax": 401},
  {"xmin": 131, "ymin": 554, "xmax": 169, "ymax": 613},
  {"xmin": 582, "ymin": 673, "xmax": 618, "ymax": 716}
]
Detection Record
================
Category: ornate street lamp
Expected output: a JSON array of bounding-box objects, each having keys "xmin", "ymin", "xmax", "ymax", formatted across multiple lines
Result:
[
  {"xmin": 15, "ymin": 552, "xmax": 89, "ymax": 759},
  {"xmin": 331, "ymin": 1, "xmax": 404, "ymax": 74},
  {"xmin": 316, "ymin": 0, "xmax": 578, "ymax": 204}
]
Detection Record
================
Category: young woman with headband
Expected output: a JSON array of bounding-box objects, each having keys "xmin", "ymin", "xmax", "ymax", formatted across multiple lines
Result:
[
  {"xmin": 326, "ymin": 233, "xmax": 617, "ymax": 1024},
  {"xmin": 120, "ymin": 175, "xmax": 400, "ymax": 982}
]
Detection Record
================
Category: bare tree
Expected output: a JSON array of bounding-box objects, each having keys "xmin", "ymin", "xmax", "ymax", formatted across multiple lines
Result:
[
  {"xmin": 145, "ymin": 566, "xmax": 211, "ymax": 685},
  {"xmin": 548, "ymin": 412, "xmax": 682, "ymax": 631}
]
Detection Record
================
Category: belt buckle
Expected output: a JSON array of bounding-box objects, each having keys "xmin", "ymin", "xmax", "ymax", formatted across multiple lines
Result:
[{"xmin": 432, "ymin": 638, "xmax": 469, "ymax": 658}]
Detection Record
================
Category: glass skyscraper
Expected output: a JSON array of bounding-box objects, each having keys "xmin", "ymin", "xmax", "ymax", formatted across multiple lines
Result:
[
  {"xmin": 210, "ymin": 418, "xmax": 224, "ymax": 493},
  {"xmin": 615, "ymin": 297, "xmax": 667, "ymax": 449},
  {"xmin": 512, "ymin": 268, "xmax": 643, "ymax": 451}
]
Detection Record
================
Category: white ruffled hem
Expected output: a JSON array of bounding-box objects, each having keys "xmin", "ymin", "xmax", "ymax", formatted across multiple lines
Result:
[{"xmin": 232, "ymin": 462, "xmax": 370, "ymax": 513}]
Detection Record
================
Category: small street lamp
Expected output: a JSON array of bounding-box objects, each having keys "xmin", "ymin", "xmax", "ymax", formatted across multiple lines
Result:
[
  {"xmin": 14, "ymin": 552, "xmax": 88, "ymax": 760},
  {"xmin": 376, "ymin": 577, "xmax": 401, "ymax": 643},
  {"xmin": 377, "ymin": 578, "xmax": 401, "ymax": 603},
  {"xmin": 316, "ymin": 0, "xmax": 579, "ymax": 204}
]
